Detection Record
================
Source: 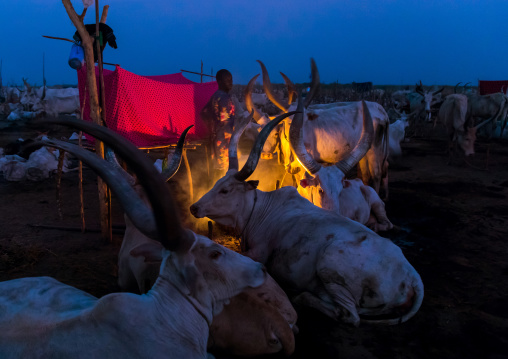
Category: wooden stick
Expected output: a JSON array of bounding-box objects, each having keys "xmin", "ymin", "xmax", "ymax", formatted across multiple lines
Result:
[
  {"xmin": 56, "ymin": 150, "xmax": 65, "ymax": 220},
  {"xmin": 208, "ymin": 221, "xmax": 213, "ymax": 240},
  {"xmin": 180, "ymin": 69, "xmax": 215, "ymax": 78},
  {"xmin": 95, "ymin": 0, "xmax": 112, "ymax": 242},
  {"xmin": 100, "ymin": 5, "xmax": 109, "ymax": 23},
  {"xmin": 183, "ymin": 149, "xmax": 193, "ymax": 201},
  {"xmin": 42, "ymin": 35, "xmax": 75, "ymax": 43},
  {"xmin": 79, "ymin": 85, "xmax": 86, "ymax": 233},
  {"xmin": 62, "ymin": 0, "xmax": 110, "ymax": 242}
]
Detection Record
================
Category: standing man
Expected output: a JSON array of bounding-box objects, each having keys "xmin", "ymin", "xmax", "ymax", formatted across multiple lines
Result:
[{"xmin": 200, "ymin": 69, "xmax": 235, "ymax": 179}]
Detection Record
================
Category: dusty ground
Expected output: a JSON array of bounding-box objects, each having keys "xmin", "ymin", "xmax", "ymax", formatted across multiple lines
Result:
[{"xmin": 1, "ymin": 116, "xmax": 508, "ymax": 359}]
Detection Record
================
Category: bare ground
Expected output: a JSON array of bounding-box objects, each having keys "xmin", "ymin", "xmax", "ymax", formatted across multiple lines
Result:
[{"xmin": 1, "ymin": 117, "xmax": 508, "ymax": 359}]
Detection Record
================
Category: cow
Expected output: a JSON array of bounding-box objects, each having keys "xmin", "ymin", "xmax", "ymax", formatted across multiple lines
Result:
[
  {"xmin": 19, "ymin": 79, "xmax": 79, "ymax": 117},
  {"xmin": 388, "ymin": 110, "xmax": 411, "ymax": 158},
  {"xmin": 290, "ymin": 100, "xmax": 393, "ymax": 232},
  {"xmin": 407, "ymin": 81, "xmax": 444, "ymax": 123},
  {"xmin": 190, "ymin": 96, "xmax": 424, "ymax": 327},
  {"xmin": 437, "ymin": 93, "xmax": 502, "ymax": 157},
  {"xmin": 110, "ymin": 122, "xmax": 296, "ymax": 357},
  {"xmin": 466, "ymin": 90, "xmax": 508, "ymax": 138},
  {"xmin": 247, "ymin": 59, "xmax": 390, "ymax": 199},
  {"xmin": 0, "ymin": 118, "xmax": 266, "ymax": 359}
]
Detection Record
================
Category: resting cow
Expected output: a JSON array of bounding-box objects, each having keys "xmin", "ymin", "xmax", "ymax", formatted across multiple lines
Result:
[
  {"xmin": 190, "ymin": 96, "xmax": 424, "ymax": 327},
  {"xmin": 0, "ymin": 118, "xmax": 265, "ymax": 359},
  {"xmin": 291, "ymin": 100, "xmax": 393, "ymax": 232}
]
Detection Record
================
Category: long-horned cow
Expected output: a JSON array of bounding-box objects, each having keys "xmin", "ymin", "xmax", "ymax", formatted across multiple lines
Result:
[
  {"xmin": 248, "ymin": 60, "xmax": 390, "ymax": 199},
  {"xmin": 190, "ymin": 96, "xmax": 424, "ymax": 327},
  {"xmin": 407, "ymin": 81, "xmax": 444, "ymax": 122},
  {"xmin": 116, "ymin": 120, "xmax": 297, "ymax": 357},
  {"xmin": 0, "ymin": 118, "xmax": 266, "ymax": 359},
  {"xmin": 438, "ymin": 93, "xmax": 502, "ymax": 157},
  {"xmin": 290, "ymin": 99, "xmax": 393, "ymax": 232},
  {"xmin": 466, "ymin": 89, "xmax": 508, "ymax": 137}
]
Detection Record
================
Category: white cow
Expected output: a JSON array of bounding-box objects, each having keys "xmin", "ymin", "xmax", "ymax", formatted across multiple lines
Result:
[
  {"xmin": 290, "ymin": 101, "xmax": 393, "ymax": 232},
  {"xmin": 109, "ymin": 125, "xmax": 297, "ymax": 357},
  {"xmin": 190, "ymin": 99, "xmax": 424, "ymax": 327},
  {"xmin": 438, "ymin": 93, "xmax": 501, "ymax": 157},
  {"xmin": 0, "ymin": 119, "xmax": 266, "ymax": 359},
  {"xmin": 388, "ymin": 111, "xmax": 410, "ymax": 158},
  {"xmin": 248, "ymin": 60, "xmax": 390, "ymax": 199},
  {"xmin": 408, "ymin": 82, "xmax": 444, "ymax": 122}
]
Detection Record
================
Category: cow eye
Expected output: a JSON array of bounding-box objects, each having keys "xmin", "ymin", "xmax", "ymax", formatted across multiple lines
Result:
[
  {"xmin": 209, "ymin": 250, "xmax": 222, "ymax": 260},
  {"xmin": 319, "ymin": 188, "xmax": 324, "ymax": 194},
  {"xmin": 219, "ymin": 188, "xmax": 228, "ymax": 194}
]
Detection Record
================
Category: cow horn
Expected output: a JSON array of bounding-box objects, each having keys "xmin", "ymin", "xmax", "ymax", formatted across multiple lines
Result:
[
  {"xmin": 257, "ymin": 60, "xmax": 289, "ymax": 113},
  {"xmin": 280, "ymin": 71, "xmax": 296, "ymax": 106},
  {"xmin": 335, "ymin": 100, "xmax": 374, "ymax": 175},
  {"xmin": 474, "ymin": 102, "xmax": 504, "ymax": 130},
  {"xmin": 31, "ymin": 118, "xmax": 192, "ymax": 252},
  {"xmin": 161, "ymin": 125, "xmax": 193, "ymax": 182},
  {"xmin": 454, "ymin": 82, "xmax": 462, "ymax": 94},
  {"xmin": 432, "ymin": 87, "xmax": 444, "ymax": 96},
  {"xmin": 244, "ymin": 74, "xmax": 264, "ymax": 123},
  {"xmin": 464, "ymin": 82, "xmax": 471, "ymax": 92},
  {"xmin": 304, "ymin": 58, "xmax": 320, "ymax": 108},
  {"xmin": 289, "ymin": 94, "xmax": 321, "ymax": 174},
  {"xmin": 234, "ymin": 110, "xmax": 298, "ymax": 181},
  {"xmin": 22, "ymin": 78, "xmax": 31, "ymax": 93},
  {"xmin": 228, "ymin": 110, "xmax": 254, "ymax": 171},
  {"xmin": 38, "ymin": 138, "xmax": 157, "ymax": 239}
]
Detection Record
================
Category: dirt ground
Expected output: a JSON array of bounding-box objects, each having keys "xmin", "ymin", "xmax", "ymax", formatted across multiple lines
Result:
[{"xmin": 1, "ymin": 116, "xmax": 507, "ymax": 359}]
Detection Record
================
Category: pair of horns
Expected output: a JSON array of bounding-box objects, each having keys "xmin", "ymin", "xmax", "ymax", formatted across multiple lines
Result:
[
  {"xmin": 229, "ymin": 110, "xmax": 298, "ymax": 181},
  {"xmin": 257, "ymin": 58, "xmax": 319, "ymax": 112},
  {"xmin": 32, "ymin": 118, "xmax": 193, "ymax": 252},
  {"xmin": 290, "ymin": 98, "xmax": 374, "ymax": 176}
]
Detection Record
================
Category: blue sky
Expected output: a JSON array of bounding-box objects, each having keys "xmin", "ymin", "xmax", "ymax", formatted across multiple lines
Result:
[{"xmin": 1, "ymin": 0, "xmax": 507, "ymax": 86}]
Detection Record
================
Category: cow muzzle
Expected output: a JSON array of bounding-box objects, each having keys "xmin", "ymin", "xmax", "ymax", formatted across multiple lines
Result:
[{"xmin": 189, "ymin": 204, "xmax": 203, "ymax": 218}]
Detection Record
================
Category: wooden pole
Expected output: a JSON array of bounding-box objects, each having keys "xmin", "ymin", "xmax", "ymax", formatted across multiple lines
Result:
[
  {"xmin": 62, "ymin": 0, "xmax": 110, "ymax": 241},
  {"xmin": 95, "ymin": 0, "xmax": 112, "ymax": 241}
]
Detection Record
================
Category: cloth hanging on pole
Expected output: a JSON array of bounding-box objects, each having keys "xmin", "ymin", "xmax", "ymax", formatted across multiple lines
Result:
[
  {"xmin": 77, "ymin": 65, "xmax": 218, "ymax": 147},
  {"xmin": 478, "ymin": 80, "xmax": 508, "ymax": 95}
]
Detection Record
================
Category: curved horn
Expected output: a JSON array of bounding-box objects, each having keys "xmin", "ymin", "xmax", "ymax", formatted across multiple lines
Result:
[
  {"xmin": 304, "ymin": 58, "xmax": 320, "ymax": 108},
  {"xmin": 280, "ymin": 71, "xmax": 296, "ymax": 106},
  {"xmin": 31, "ymin": 118, "xmax": 191, "ymax": 251},
  {"xmin": 161, "ymin": 125, "xmax": 193, "ymax": 182},
  {"xmin": 432, "ymin": 87, "xmax": 444, "ymax": 96},
  {"xmin": 289, "ymin": 94, "xmax": 321, "ymax": 174},
  {"xmin": 39, "ymin": 138, "xmax": 157, "ymax": 239},
  {"xmin": 454, "ymin": 82, "xmax": 462, "ymax": 94},
  {"xmin": 228, "ymin": 110, "xmax": 254, "ymax": 171},
  {"xmin": 105, "ymin": 146, "xmax": 136, "ymax": 186},
  {"xmin": 244, "ymin": 74, "xmax": 264, "ymax": 122},
  {"xmin": 464, "ymin": 82, "xmax": 472, "ymax": 92},
  {"xmin": 22, "ymin": 78, "xmax": 31, "ymax": 93},
  {"xmin": 257, "ymin": 60, "xmax": 289, "ymax": 113},
  {"xmin": 475, "ymin": 102, "xmax": 504, "ymax": 130},
  {"xmin": 415, "ymin": 80, "xmax": 424, "ymax": 95},
  {"xmin": 335, "ymin": 100, "xmax": 374, "ymax": 175},
  {"xmin": 234, "ymin": 111, "xmax": 299, "ymax": 181}
]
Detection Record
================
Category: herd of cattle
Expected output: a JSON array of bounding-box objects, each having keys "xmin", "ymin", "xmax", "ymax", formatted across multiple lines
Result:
[{"xmin": 0, "ymin": 59, "xmax": 507, "ymax": 358}]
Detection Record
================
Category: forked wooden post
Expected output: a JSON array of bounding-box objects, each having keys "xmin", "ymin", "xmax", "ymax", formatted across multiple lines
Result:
[{"xmin": 62, "ymin": 0, "xmax": 112, "ymax": 241}]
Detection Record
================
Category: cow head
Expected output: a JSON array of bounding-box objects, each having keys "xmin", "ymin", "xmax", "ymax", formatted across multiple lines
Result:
[
  {"xmin": 191, "ymin": 109, "xmax": 298, "ymax": 225},
  {"xmin": 290, "ymin": 99, "xmax": 374, "ymax": 212},
  {"xmin": 415, "ymin": 81, "xmax": 444, "ymax": 122}
]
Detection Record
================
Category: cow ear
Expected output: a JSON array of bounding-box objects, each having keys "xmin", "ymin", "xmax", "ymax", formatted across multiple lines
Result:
[
  {"xmin": 245, "ymin": 180, "xmax": 259, "ymax": 190},
  {"xmin": 129, "ymin": 242, "xmax": 163, "ymax": 263},
  {"xmin": 300, "ymin": 179, "xmax": 309, "ymax": 188}
]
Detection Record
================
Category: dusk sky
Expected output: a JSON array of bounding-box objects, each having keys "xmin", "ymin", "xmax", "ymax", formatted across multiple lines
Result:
[{"xmin": 1, "ymin": 0, "xmax": 507, "ymax": 87}]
